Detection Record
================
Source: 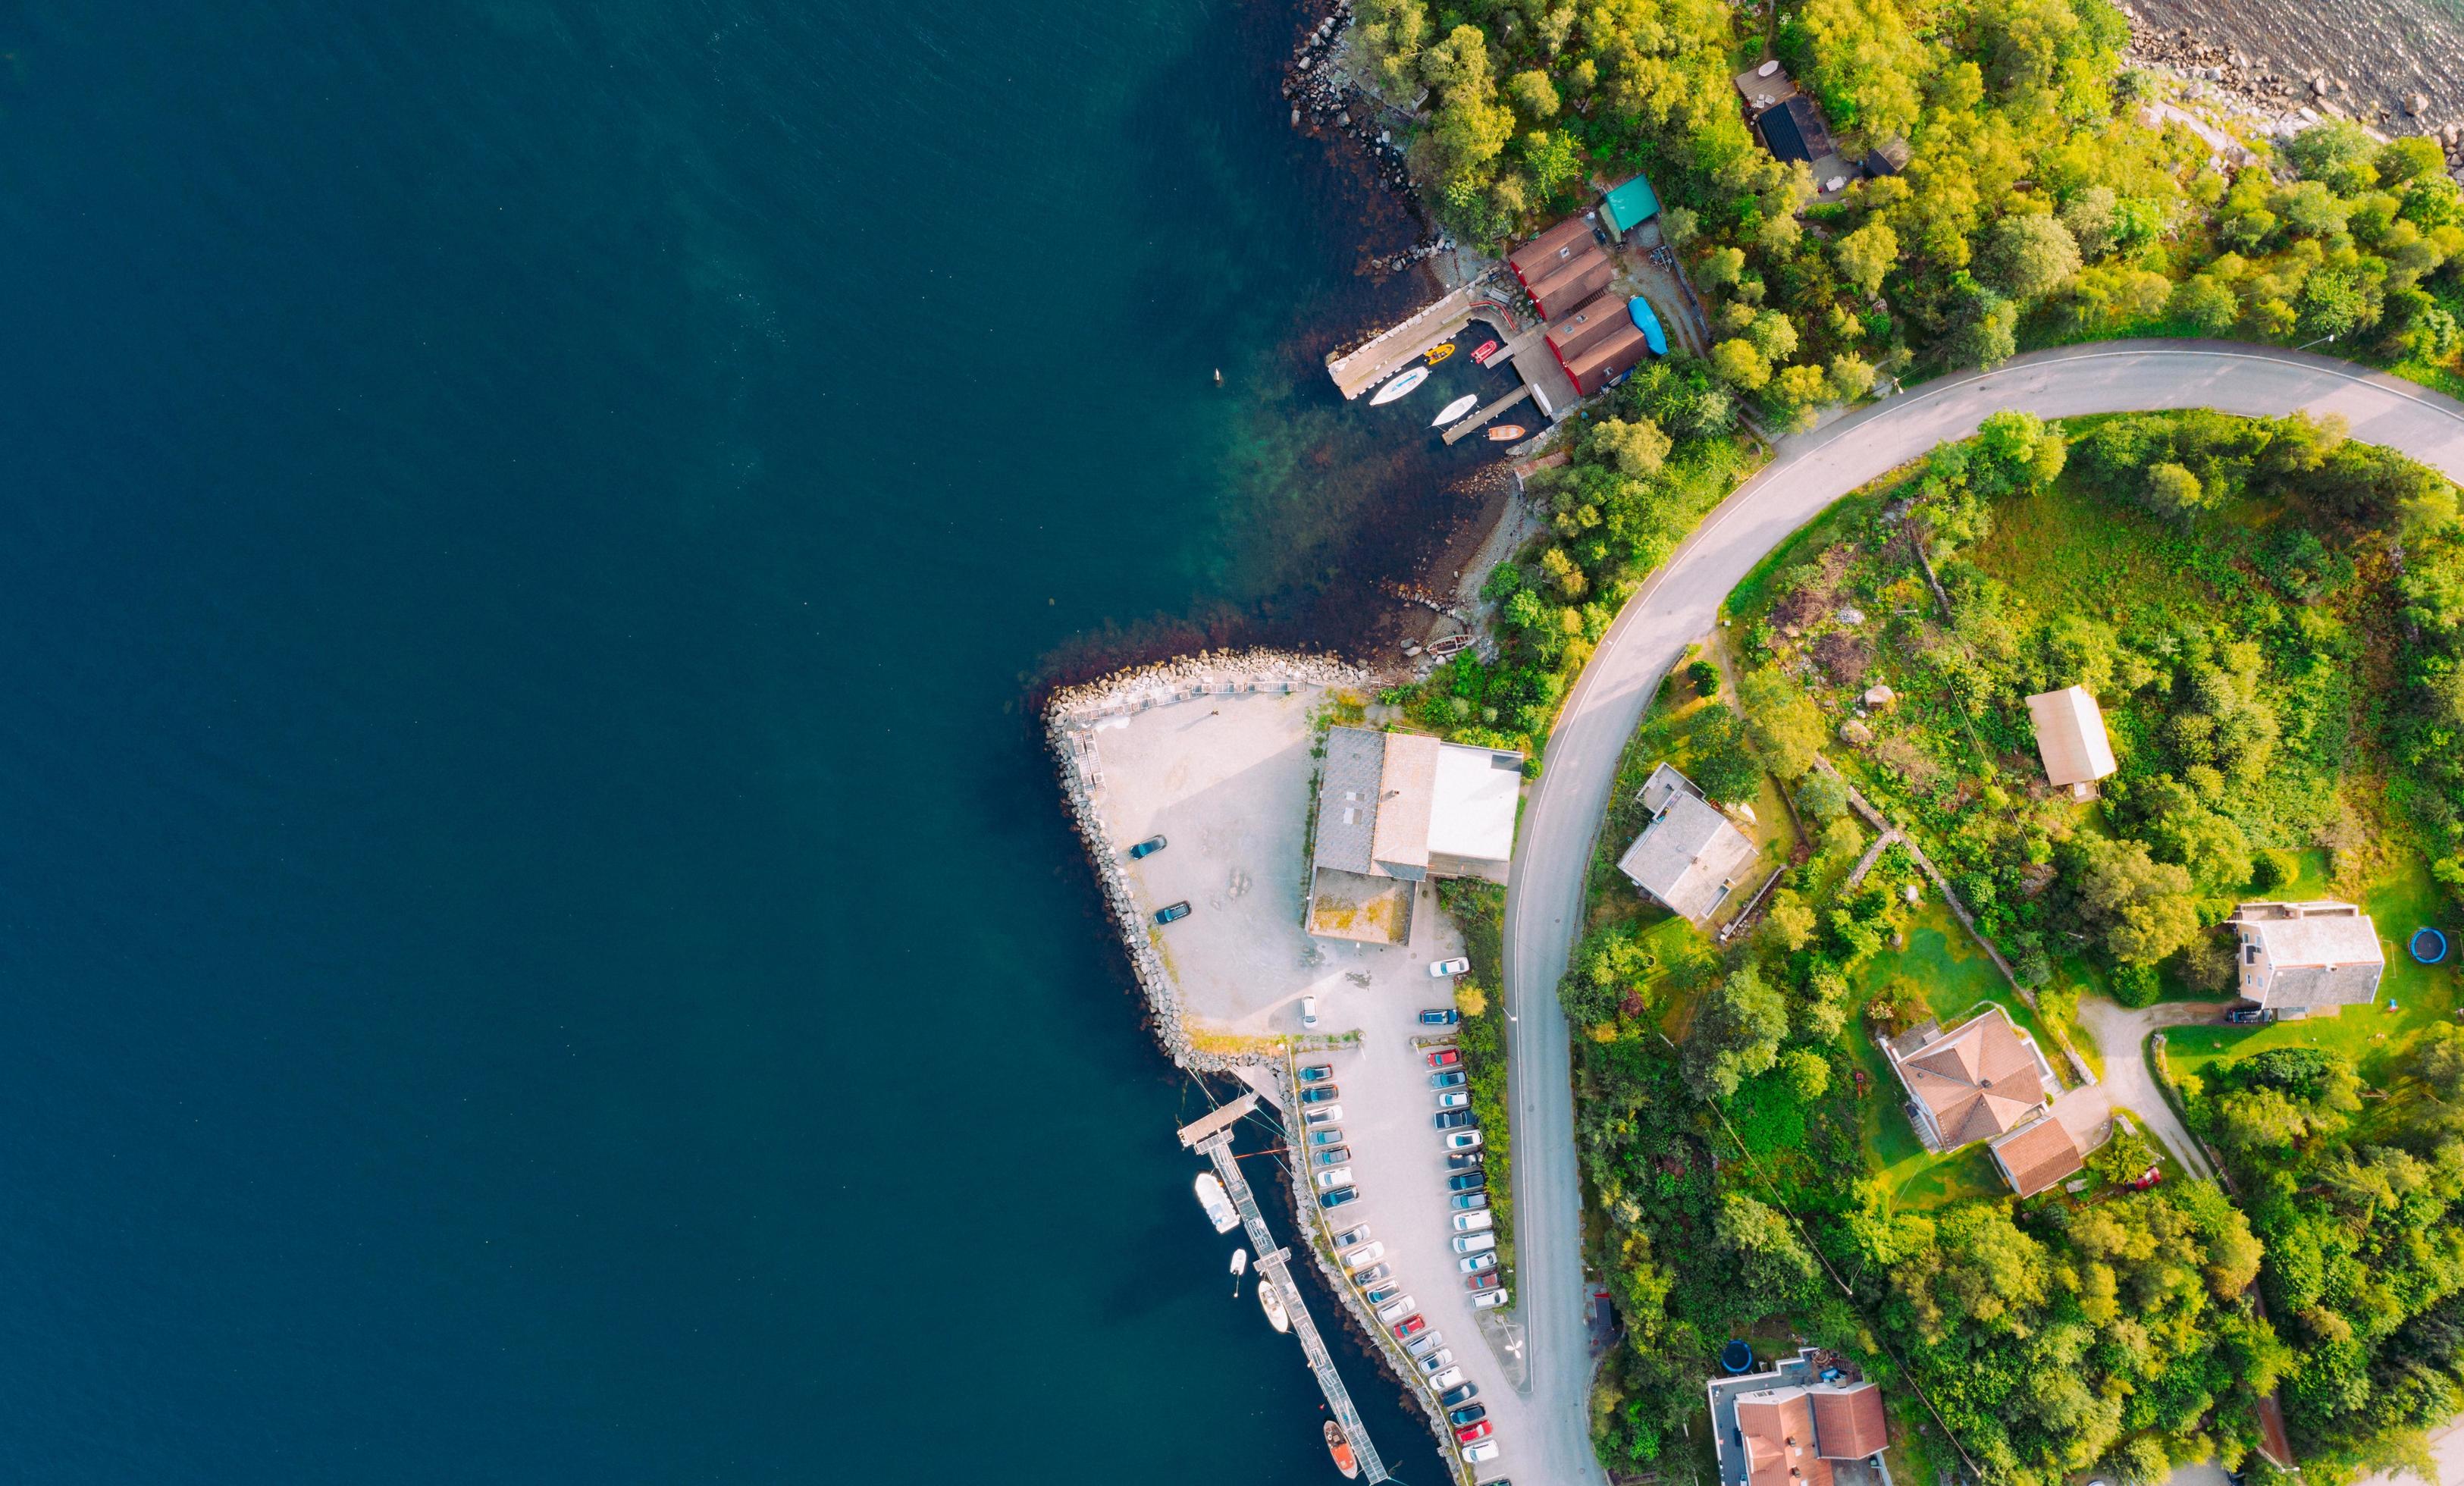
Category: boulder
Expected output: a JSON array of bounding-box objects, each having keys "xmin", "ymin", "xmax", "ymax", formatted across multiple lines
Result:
[
  {"xmin": 1864, "ymin": 683, "xmax": 1898, "ymax": 709},
  {"xmin": 1841, "ymin": 719, "xmax": 1874, "ymax": 745}
]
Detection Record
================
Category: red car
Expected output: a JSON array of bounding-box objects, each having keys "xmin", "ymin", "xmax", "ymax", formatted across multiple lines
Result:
[
  {"xmin": 1454, "ymin": 1420, "xmax": 1494, "ymax": 1445},
  {"xmin": 1391, "ymin": 1313, "xmax": 1428, "ymax": 1341},
  {"xmin": 1425, "ymin": 1049, "xmax": 1462, "ymax": 1069},
  {"xmin": 2127, "ymin": 1165, "xmax": 2163, "ymax": 1191},
  {"xmin": 1466, "ymin": 1271, "xmax": 1502, "ymax": 1293}
]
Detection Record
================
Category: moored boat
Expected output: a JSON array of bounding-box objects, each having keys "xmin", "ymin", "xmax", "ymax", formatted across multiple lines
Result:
[
  {"xmin": 1431, "ymin": 393, "xmax": 1479, "ymax": 427},
  {"xmin": 1469, "ymin": 338, "xmax": 1500, "ymax": 364},
  {"xmin": 1260, "ymin": 1279, "xmax": 1290, "ymax": 1333},
  {"xmin": 1487, "ymin": 424, "xmax": 1525, "ymax": 441},
  {"xmin": 1195, "ymin": 1173, "xmax": 1238, "ymax": 1234},
  {"xmin": 1424, "ymin": 342, "xmax": 1454, "ymax": 364},
  {"xmin": 1324, "ymin": 1421, "xmax": 1359, "ymax": 1478},
  {"xmin": 1368, "ymin": 365, "xmax": 1428, "ymax": 405},
  {"xmin": 1230, "ymin": 1248, "xmax": 1248, "ymax": 1276},
  {"xmin": 1426, "ymin": 634, "xmax": 1473, "ymax": 659}
]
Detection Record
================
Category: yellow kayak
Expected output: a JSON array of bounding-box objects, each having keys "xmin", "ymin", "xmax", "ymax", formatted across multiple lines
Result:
[{"xmin": 1425, "ymin": 343, "xmax": 1454, "ymax": 365}]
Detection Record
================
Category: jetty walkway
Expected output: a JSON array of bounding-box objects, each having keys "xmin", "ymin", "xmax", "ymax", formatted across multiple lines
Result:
[{"xmin": 1177, "ymin": 1099, "xmax": 1390, "ymax": 1484}]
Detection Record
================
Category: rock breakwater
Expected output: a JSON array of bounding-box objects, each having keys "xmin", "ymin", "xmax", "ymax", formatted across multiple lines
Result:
[{"xmin": 1044, "ymin": 649, "xmax": 1387, "ymax": 1072}]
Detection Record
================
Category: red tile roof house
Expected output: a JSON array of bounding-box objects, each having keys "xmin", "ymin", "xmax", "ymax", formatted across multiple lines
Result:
[
  {"xmin": 1708, "ymin": 1348, "xmax": 1895, "ymax": 1486},
  {"xmin": 1884, "ymin": 1005, "xmax": 2085, "ymax": 1196}
]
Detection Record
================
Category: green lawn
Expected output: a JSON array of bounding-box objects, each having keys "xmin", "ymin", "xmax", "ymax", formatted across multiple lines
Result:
[
  {"xmin": 2168, "ymin": 854, "xmax": 2462, "ymax": 1086},
  {"xmin": 1844, "ymin": 902, "xmax": 2075, "ymax": 1209}
]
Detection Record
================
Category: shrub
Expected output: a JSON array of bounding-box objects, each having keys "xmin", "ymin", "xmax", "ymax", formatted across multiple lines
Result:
[{"xmin": 1687, "ymin": 660, "xmax": 1720, "ymax": 696}]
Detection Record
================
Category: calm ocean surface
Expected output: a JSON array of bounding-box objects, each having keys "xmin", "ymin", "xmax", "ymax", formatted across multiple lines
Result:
[{"xmin": 0, "ymin": 2, "xmax": 1451, "ymax": 1480}]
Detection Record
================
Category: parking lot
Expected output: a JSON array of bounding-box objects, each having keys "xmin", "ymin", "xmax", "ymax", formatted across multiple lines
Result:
[{"xmin": 1084, "ymin": 682, "xmax": 1535, "ymax": 1470}]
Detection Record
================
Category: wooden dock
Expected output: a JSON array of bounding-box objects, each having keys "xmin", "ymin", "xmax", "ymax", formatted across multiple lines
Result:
[
  {"xmin": 1440, "ymin": 384, "xmax": 1535, "ymax": 444},
  {"xmin": 1179, "ymin": 1114, "xmax": 1391, "ymax": 1484},
  {"xmin": 1325, "ymin": 281, "xmax": 1483, "ymax": 400}
]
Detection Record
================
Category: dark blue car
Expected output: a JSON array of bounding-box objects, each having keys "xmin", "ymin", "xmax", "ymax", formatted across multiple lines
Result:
[
  {"xmin": 1154, "ymin": 901, "xmax": 1191, "ymax": 924},
  {"xmin": 1128, "ymin": 835, "xmax": 1168, "ymax": 859}
]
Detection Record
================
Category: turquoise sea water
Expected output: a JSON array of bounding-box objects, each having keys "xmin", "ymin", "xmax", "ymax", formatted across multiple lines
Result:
[{"xmin": 0, "ymin": 2, "xmax": 1470, "ymax": 1480}]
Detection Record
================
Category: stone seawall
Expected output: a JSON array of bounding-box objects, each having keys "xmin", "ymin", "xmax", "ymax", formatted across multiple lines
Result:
[{"xmin": 1043, "ymin": 647, "xmax": 1381, "ymax": 1073}]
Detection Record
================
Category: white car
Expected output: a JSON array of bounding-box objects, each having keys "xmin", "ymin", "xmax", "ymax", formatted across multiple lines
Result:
[
  {"xmin": 1471, "ymin": 1289, "xmax": 1510, "ymax": 1310},
  {"xmin": 1429, "ymin": 957, "xmax": 1470, "ymax": 977},
  {"xmin": 1429, "ymin": 1365, "xmax": 1465, "ymax": 1391},
  {"xmin": 1460, "ymin": 1252, "xmax": 1498, "ymax": 1274},
  {"xmin": 1405, "ymin": 1330, "xmax": 1445, "ymax": 1359},
  {"xmin": 1375, "ymin": 1294, "xmax": 1417, "ymax": 1323},
  {"xmin": 1452, "ymin": 1233, "xmax": 1497, "ymax": 1255},
  {"xmin": 1452, "ymin": 1211, "xmax": 1493, "ymax": 1234},
  {"xmin": 1314, "ymin": 1167, "xmax": 1353, "ymax": 1191},
  {"xmin": 1344, "ymin": 1242, "xmax": 1386, "ymax": 1270},
  {"xmin": 1436, "ymin": 1090, "xmax": 1470, "ymax": 1109},
  {"xmin": 1445, "ymin": 1130, "xmax": 1484, "ymax": 1152},
  {"xmin": 1415, "ymin": 1348, "xmax": 1454, "ymax": 1375},
  {"xmin": 1303, "ymin": 1105, "xmax": 1343, "ymax": 1126},
  {"xmin": 1462, "ymin": 1439, "xmax": 1501, "ymax": 1463},
  {"xmin": 1299, "ymin": 995, "xmax": 1319, "ymax": 1027}
]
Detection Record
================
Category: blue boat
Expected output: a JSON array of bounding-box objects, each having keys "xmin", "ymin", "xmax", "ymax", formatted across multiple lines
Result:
[{"xmin": 1628, "ymin": 296, "xmax": 1668, "ymax": 357}]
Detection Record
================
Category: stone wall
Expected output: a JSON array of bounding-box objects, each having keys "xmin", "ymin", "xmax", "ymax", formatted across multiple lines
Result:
[{"xmin": 1043, "ymin": 647, "xmax": 1382, "ymax": 1074}]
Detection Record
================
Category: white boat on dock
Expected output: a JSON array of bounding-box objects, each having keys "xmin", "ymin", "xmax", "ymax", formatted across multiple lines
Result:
[
  {"xmin": 1431, "ymin": 393, "xmax": 1478, "ymax": 427},
  {"xmin": 1259, "ymin": 1278, "xmax": 1290, "ymax": 1333},
  {"xmin": 1368, "ymin": 364, "xmax": 1428, "ymax": 406},
  {"xmin": 1194, "ymin": 1172, "xmax": 1239, "ymax": 1234}
]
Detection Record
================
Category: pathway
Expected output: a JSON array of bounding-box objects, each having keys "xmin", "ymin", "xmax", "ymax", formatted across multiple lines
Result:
[{"xmin": 2071, "ymin": 997, "xmax": 2221, "ymax": 1181}]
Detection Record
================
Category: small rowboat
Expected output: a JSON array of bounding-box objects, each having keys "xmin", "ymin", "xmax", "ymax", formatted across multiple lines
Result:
[
  {"xmin": 1260, "ymin": 1280, "xmax": 1290, "ymax": 1334},
  {"xmin": 1469, "ymin": 339, "xmax": 1500, "ymax": 364},
  {"xmin": 1426, "ymin": 634, "xmax": 1473, "ymax": 659},
  {"xmin": 1325, "ymin": 1421, "xmax": 1359, "ymax": 1479},
  {"xmin": 1424, "ymin": 343, "xmax": 1455, "ymax": 365},
  {"xmin": 1487, "ymin": 425, "xmax": 1526, "ymax": 441},
  {"xmin": 1368, "ymin": 365, "xmax": 1428, "ymax": 406},
  {"xmin": 1432, "ymin": 393, "xmax": 1480, "ymax": 427}
]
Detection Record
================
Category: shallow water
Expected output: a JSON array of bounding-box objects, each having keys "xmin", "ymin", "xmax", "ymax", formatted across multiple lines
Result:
[{"xmin": 2135, "ymin": 0, "xmax": 2464, "ymax": 124}]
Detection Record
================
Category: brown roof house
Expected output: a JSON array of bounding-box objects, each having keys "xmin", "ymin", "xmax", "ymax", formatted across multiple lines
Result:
[
  {"xmin": 1618, "ymin": 763, "xmax": 1760, "ymax": 926},
  {"xmin": 1885, "ymin": 1005, "xmax": 2060, "ymax": 1152},
  {"xmin": 2229, "ymin": 900, "xmax": 2386, "ymax": 1017},
  {"xmin": 1306, "ymin": 726, "xmax": 1525, "ymax": 945},
  {"xmin": 1708, "ymin": 1348, "xmax": 1892, "ymax": 1486},
  {"xmin": 2024, "ymin": 685, "xmax": 2118, "ymax": 799},
  {"xmin": 1990, "ymin": 1114, "xmax": 2086, "ymax": 1198}
]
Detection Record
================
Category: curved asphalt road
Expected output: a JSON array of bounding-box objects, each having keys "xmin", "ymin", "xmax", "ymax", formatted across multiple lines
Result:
[{"xmin": 1500, "ymin": 343, "xmax": 2464, "ymax": 1486}]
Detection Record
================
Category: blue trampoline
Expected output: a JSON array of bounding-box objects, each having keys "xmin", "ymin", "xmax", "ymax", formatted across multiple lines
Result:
[
  {"xmin": 2413, "ymin": 927, "xmax": 2449, "ymax": 964},
  {"xmin": 1719, "ymin": 1339, "xmax": 1754, "ymax": 1374}
]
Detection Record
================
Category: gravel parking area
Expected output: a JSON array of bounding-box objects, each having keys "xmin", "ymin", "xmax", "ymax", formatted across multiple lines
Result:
[{"xmin": 1083, "ymin": 682, "xmax": 1538, "ymax": 1467}]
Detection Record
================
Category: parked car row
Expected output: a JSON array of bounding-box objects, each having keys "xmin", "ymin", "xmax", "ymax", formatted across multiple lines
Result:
[{"xmin": 1428, "ymin": 1043, "xmax": 1511, "ymax": 1321}]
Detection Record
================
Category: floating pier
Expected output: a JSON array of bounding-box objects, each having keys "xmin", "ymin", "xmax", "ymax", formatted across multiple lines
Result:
[{"xmin": 1177, "ymin": 1106, "xmax": 1390, "ymax": 1484}]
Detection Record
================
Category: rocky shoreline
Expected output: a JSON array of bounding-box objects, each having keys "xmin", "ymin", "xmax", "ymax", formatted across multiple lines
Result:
[
  {"xmin": 2126, "ymin": 4, "xmax": 2464, "ymax": 174},
  {"xmin": 1279, "ymin": 5, "xmax": 1456, "ymax": 278}
]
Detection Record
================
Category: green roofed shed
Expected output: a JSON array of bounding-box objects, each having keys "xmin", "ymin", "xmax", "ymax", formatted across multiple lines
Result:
[{"xmin": 1600, "ymin": 176, "xmax": 1660, "ymax": 237}]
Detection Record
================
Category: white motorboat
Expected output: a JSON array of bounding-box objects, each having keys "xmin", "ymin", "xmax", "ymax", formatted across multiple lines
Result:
[
  {"xmin": 1431, "ymin": 393, "xmax": 1479, "ymax": 426},
  {"xmin": 1195, "ymin": 1173, "xmax": 1239, "ymax": 1234},
  {"xmin": 1230, "ymin": 1248, "xmax": 1249, "ymax": 1277},
  {"xmin": 1259, "ymin": 1279, "xmax": 1290, "ymax": 1333},
  {"xmin": 1368, "ymin": 365, "xmax": 1428, "ymax": 406}
]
